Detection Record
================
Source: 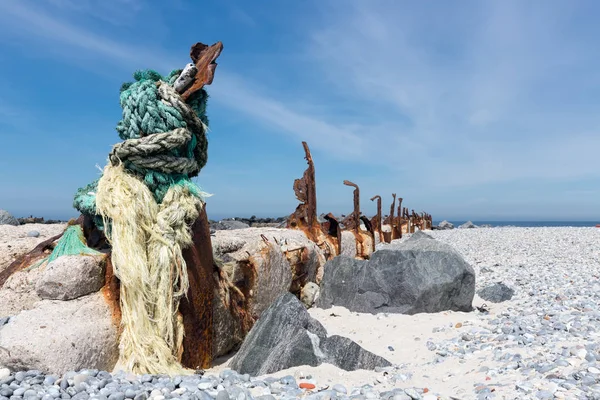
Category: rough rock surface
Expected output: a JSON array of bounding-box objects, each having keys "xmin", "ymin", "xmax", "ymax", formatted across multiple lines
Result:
[
  {"xmin": 0, "ymin": 293, "xmax": 119, "ymax": 375},
  {"xmin": 0, "ymin": 269, "xmax": 44, "ymax": 316},
  {"xmin": 211, "ymin": 220, "xmax": 250, "ymax": 230},
  {"xmin": 300, "ymin": 282, "xmax": 320, "ymax": 308},
  {"xmin": 0, "ymin": 223, "xmax": 66, "ymax": 277},
  {"xmin": 212, "ymin": 290, "xmax": 245, "ymax": 358},
  {"xmin": 316, "ymin": 232, "xmax": 475, "ymax": 314},
  {"xmin": 477, "ymin": 282, "xmax": 515, "ymax": 303},
  {"xmin": 229, "ymin": 293, "xmax": 391, "ymax": 376},
  {"xmin": 437, "ymin": 220, "xmax": 454, "ymax": 230},
  {"xmin": 0, "ymin": 210, "xmax": 19, "ymax": 226},
  {"xmin": 212, "ymin": 228, "xmax": 325, "ymax": 316},
  {"xmin": 459, "ymin": 221, "xmax": 477, "ymax": 229},
  {"xmin": 35, "ymin": 255, "xmax": 106, "ymax": 301}
]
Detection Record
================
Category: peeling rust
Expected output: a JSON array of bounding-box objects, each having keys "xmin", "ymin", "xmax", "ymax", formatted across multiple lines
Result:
[
  {"xmin": 342, "ymin": 180, "xmax": 361, "ymax": 231},
  {"xmin": 180, "ymin": 42, "xmax": 223, "ymax": 101},
  {"xmin": 370, "ymin": 195, "xmax": 385, "ymax": 244},
  {"xmin": 180, "ymin": 206, "xmax": 214, "ymax": 370},
  {"xmin": 102, "ymin": 256, "xmax": 122, "ymax": 329},
  {"xmin": 287, "ymin": 142, "xmax": 339, "ymax": 260},
  {"xmin": 341, "ymin": 180, "xmax": 372, "ymax": 259}
]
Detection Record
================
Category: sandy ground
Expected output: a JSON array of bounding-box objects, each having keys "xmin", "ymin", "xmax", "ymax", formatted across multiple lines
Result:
[
  {"xmin": 0, "ymin": 223, "xmax": 67, "ymax": 276},
  {"xmin": 208, "ymin": 294, "xmax": 507, "ymax": 399}
]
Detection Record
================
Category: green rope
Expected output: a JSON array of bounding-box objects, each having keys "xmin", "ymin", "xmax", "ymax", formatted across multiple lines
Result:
[
  {"xmin": 72, "ymin": 68, "xmax": 210, "ymax": 225},
  {"xmin": 28, "ymin": 225, "xmax": 101, "ymax": 270}
]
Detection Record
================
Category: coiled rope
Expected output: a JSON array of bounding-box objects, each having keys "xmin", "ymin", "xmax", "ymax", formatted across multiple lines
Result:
[{"xmin": 66, "ymin": 68, "xmax": 211, "ymax": 374}]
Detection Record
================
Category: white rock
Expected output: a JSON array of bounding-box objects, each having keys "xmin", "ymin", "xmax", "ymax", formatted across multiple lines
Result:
[{"xmin": 35, "ymin": 255, "xmax": 106, "ymax": 300}]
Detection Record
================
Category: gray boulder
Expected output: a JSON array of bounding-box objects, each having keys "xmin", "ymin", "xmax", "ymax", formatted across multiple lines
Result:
[
  {"xmin": 458, "ymin": 221, "xmax": 477, "ymax": 229},
  {"xmin": 35, "ymin": 255, "xmax": 106, "ymax": 301},
  {"xmin": 477, "ymin": 282, "xmax": 514, "ymax": 303},
  {"xmin": 437, "ymin": 220, "xmax": 454, "ymax": 230},
  {"xmin": 0, "ymin": 293, "xmax": 119, "ymax": 375},
  {"xmin": 212, "ymin": 220, "xmax": 251, "ymax": 230},
  {"xmin": 316, "ymin": 234, "xmax": 475, "ymax": 314},
  {"xmin": 229, "ymin": 293, "xmax": 390, "ymax": 376},
  {"xmin": 0, "ymin": 210, "xmax": 19, "ymax": 226}
]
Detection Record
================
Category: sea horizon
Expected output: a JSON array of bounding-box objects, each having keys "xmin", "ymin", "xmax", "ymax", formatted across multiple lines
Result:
[{"xmin": 432, "ymin": 220, "xmax": 600, "ymax": 228}]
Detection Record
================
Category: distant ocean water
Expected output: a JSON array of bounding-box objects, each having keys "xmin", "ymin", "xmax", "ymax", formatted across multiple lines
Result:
[{"xmin": 433, "ymin": 221, "xmax": 599, "ymax": 228}]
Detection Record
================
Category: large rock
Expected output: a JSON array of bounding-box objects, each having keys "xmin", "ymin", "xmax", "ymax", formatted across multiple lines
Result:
[
  {"xmin": 212, "ymin": 289, "xmax": 245, "ymax": 358},
  {"xmin": 458, "ymin": 221, "xmax": 477, "ymax": 229},
  {"xmin": 0, "ymin": 269, "xmax": 44, "ymax": 316},
  {"xmin": 478, "ymin": 282, "xmax": 514, "ymax": 303},
  {"xmin": 229, "ymin": 293, "xmax": 390, "ymax": 376},
  {"xmin": 212, "ymin": 228, "xmax": 325, "ymax": 317},
  {"xmin": 0, "ymin": 293, "xmax": 119, "ymax": 375},
  {"xmin": 35, "ymin": 255, "xmax": 106, "ymax": 301},
  {"xmin": 212, "ymin": 220, "xmax": 250, "ymax": 230},
  {"xmin": 0, "ymin": 210, "xmax": 19, "ymax": 226},
  {"xmin": 437, "ymin": 220, "xmax": 454, "ymax": 230},
  {"xmin": 316, "ymin": 233, "xmax": 475, "ymax": 314}
]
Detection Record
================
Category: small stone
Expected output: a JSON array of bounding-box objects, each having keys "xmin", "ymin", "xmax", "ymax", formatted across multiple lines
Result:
[
  {"xmin": 216, "ymin": 391, "xmax": 229, "ymax": 400},
  {"xmin": 589, "ymin": 367, "xmax": 600, "ymax": 374},
  {"xmin": 27, "ymin": 231, "xmax": 40, "ymax": 238},
  {"xmin": 0, "ymin": 369, "xmax": 10, "ymax": 381},
  {"xmin": 332, "ymin": 385, "xmax": 347, "ymax": 394},
  {"xmin": 403, "ymin": 388, "xmax": 421, "ymax": 400}
]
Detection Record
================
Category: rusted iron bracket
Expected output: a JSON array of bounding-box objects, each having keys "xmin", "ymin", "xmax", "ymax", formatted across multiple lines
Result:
[
  {"xmin": 180, "ymin": 42, "xmax": 223, "ymax": 101},
  {"xmin": 287, "ymin": 142, "xmax": 340, "ymax": 259},
  {"xmin": 288, "ymin": 142, "xmax": 317, "ymax": 230},
  {"xmin": 342, "ymin": 180, "xmax": 361, "ymax": 231}
]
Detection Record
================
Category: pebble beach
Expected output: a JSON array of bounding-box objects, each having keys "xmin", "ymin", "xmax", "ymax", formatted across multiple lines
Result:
[{"xmin": 2, "ymin": 226, "xmax": 600, "ymax": 400}]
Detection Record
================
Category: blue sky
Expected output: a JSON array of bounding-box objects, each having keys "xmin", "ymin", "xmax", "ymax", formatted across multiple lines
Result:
[{"xmin": 1, "ymin": 0, "xmax": 600, "ymax": 221}]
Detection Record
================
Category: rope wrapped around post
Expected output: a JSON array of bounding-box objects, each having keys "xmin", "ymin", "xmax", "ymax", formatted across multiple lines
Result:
[{"xmin": 48, "ymin": 41, "xmax": 224, "ymax": 375}]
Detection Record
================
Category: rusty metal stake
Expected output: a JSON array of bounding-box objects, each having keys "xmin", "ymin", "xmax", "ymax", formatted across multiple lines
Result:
[
  {"xmin": 343, "ymin": 180, "xmax": 361, "ymax": 231},
  {"xmin": 396, "ymin": 197, "xmax": 403, "ymax": 239},
  {"xmin": 388, "ymin": 193, "xmax": 397, "ymax": 241},
  {"xmin": 370, "ymin": 195, "xmax": 384, "ymax": 244}
]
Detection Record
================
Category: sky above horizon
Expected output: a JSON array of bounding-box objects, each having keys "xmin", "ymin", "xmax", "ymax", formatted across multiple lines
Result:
[{"xmin": 1, "ymin": 0, "xmax": 600, "ymax": 221}]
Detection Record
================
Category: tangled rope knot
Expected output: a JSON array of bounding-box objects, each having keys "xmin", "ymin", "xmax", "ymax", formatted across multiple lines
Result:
[{"xmin": 71, "ymin": 68, "xmax": 212, "ymax": 374}]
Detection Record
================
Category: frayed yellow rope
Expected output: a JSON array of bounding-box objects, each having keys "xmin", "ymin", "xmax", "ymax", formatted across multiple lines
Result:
[{"xmin": 96, "ymin": 163, "xmax": 201, "ymax": 375}]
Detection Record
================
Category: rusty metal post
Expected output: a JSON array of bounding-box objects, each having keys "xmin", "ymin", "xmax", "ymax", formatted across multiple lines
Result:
[
  {"xmin": 370, "ymin": 195, "xmax": 385, "ymax": 244},
  {"xmin": 287, "ymin": 142, "xmax": 340, "ymax": 260},
  {"xmin": 388, "ymin": 194, "xmax": 397, "ymax": 240},
  {"xmin": 341, "ymin": 181, "xmax": 372, "ymax": 259},
  {"xmin": 343, "ymin": 180, "xmax": 361, "ymax": 231},
  {"xmin": 396, "ymin": 197, "xmax": 403, "ymax": 239}
]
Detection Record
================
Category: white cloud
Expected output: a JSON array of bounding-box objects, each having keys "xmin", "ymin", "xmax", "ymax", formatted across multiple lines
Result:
[
  {"xmin": 305, "ymin": 1, "xmax": 600, "ymax": 187},
  {"xmin": 2, "ymin": 0, "xmax": 600, "ymax": 195}
]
